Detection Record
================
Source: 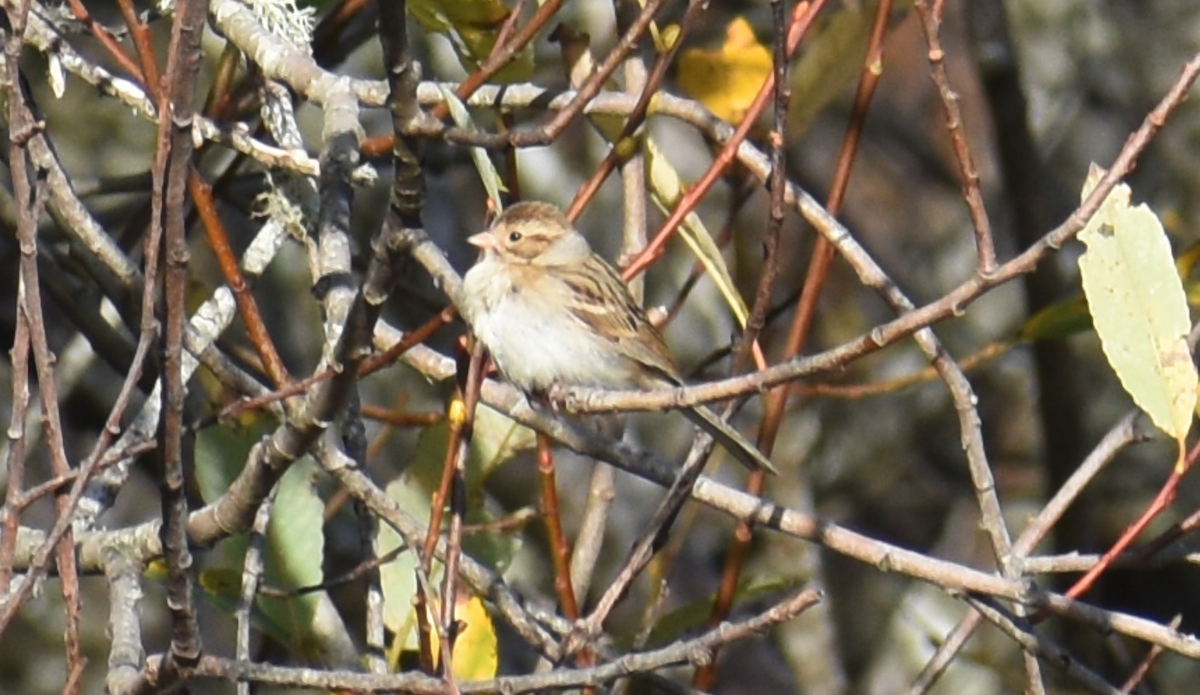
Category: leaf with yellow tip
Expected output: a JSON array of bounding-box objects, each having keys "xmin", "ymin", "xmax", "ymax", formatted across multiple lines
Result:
[
  {"xmin": 409, "ymin": 0, "xmax": 533, "ymax": 82},
  {"xmin": 438, "ymin": 85, "xmax": 507, "ymax": 213},
  {"xmin": 1175, "ymin": 238, "xmax": 1200, "ymax": 281},
  {"xmin": 559, "ymin": 29, "xmax": 751, "ymax": 327},
  {"xmin": 1077, "ymin": 164, "xmax": 1197, "ymax": 445},
  {"xmin": 379, "ymin": 399, "xmax": 529, "ymax": 661},
  {"xmin": 657, "ymin": 23, "xmax": 681, "ymax": 52},
  {"xmin": 1018, "ymin": 295, "xmax": 1092, "ymax": 342},
  {"xmin": 645, "ymin": 136, "xmax": 750, "ymax": 327}
]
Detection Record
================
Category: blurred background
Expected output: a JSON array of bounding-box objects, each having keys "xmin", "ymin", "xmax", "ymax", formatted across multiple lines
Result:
[{"xmin": 3, "ymin": 1, "xmax": 1200, "ymax": 693}]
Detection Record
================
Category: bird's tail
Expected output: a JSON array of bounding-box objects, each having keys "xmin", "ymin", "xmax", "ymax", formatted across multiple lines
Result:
[{"xmin": 681, "ymin": 405, "xmax": 778, "ymax": 474}]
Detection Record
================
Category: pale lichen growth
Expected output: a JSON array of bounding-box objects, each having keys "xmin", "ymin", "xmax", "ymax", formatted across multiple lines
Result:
[
  {"xmin": 254, "ymin": 173, "xmax": 310, "ymax": 242},
  {"xmin": 161, "ymin": 0, "xmax": 315, "ymax": 52},
  {"xmin": 349, "ymin": 163, "xmax": 377, "ymax": 187},
  {"xmin": 241, "ymin": 0, "xmax": 316, "ymax": 53}
]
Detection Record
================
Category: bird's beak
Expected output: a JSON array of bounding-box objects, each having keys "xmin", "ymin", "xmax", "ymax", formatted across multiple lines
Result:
[{"xmin": 468, "ymin": 231, "xmax": 496, "ymax": 249}]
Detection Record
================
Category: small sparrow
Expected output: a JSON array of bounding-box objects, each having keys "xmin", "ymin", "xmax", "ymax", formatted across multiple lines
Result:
[{"xmin": 460, "ymin": 201, "xmax": 776, "ymax": 474}]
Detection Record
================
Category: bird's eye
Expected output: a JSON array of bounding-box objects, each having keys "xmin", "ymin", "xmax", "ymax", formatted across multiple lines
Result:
[{"xmin": 508, "ymin": 231, "xmax": 523, "ymax": 243}]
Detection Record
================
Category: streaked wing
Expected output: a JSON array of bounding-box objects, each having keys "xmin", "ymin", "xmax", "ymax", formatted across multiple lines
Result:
[{"xmin": 558, "ymin": 255, "xmax": 681, "ymax": 382}]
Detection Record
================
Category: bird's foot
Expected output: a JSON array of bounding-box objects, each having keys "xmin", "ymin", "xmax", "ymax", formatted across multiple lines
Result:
[{"xmin": 544, "ymin": 381, "xmax": 570, "ymax": 412}]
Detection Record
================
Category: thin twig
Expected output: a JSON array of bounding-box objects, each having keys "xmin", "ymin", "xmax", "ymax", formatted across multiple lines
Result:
[
  {"xmin": 143, "ymin": 589, "xmax": 823, "ymax": 693},
  {"xmin": 915, "ymin": 0, "xmax": 997, "ymax": 273}
]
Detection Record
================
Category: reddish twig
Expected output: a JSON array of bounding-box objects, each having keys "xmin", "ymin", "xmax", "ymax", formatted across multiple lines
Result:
[
  {"xmin": 1121, "ymin": 615, "xmax": 1181, "ymax": 693},
  {"xmin": 438, "ymin": 346, "xmax": 480, "ymax": 685},
  {"xmin": 311, "ymin": 0, "xmax": 372, "ymax": 57},
  {"xmin": 538, "ymin": 433, "xmax": 580, "ymax": 620},
  {"xmin": 766, "ymin": 0, "xmax": 893, "ymax": 434},
  {"xmin": 417, "ymin": 347, "xmax": 479, "ymax": 676},
  {"xmin": 210, "ymin": 306, "xmax": 454, "ymax": 425},
  {"xmin": 115, "ymin": 0, "xmax": 162, "ymax": 89},
  {"xmin": 567, "ymin": 42, "xmax": 1200, "ymax": 414},
  {"xmin": 1055, "ymin": 441, "xmax": 1200, "ymax": 610},
  {"xmin": 204, "ymin": 43, "xmax": 245, "ymax": 121},
  {"xmin": 151, "ymin": 0, "xmax": 211, "ymax": 681},
  {"xmin": 189, "ymin": 175, "xmax": 292, "ymax": 386},
  {"xmin": 433, "ymin": 0, "xmax": 565, "ymax": 124},
  {"xmin": 538, "ymin": 431, "xmax": 598, "ymax": 679},
  {"xmin": 696, "ymin": 1, "xmax": 873, "ymax": 686},
  {"xmin": 61, "ymin": 0, "xmax": 146, "ymax": 84},
  {"xmin": 6, "ymin": 8, "xmax": 84, "ymax": 673}
]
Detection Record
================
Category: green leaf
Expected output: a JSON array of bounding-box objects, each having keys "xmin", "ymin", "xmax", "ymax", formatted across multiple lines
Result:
[
  {"xmin": 404, "ymin": 400, "xmax": 536, "ymax": 499},
  {"xmin": 1019, "ymin": 295, "xmax": 1092, "ymax": 341},
  {"xmin": 198, "ymin": 567, "xmax": 298, "ymax": 648},
  {"xmin": 258, "ymin": 458, "xmax": 328, "ymax": 659},
  {"xmin": 194, "ymin": 417, "xmax": 275, "ymax": 505},
  {"xmin": 377, "ymin": 475, "xmax": 428, "ymax": 648},
  {"xmin": 193, "ymin": 458, "xmax": 338, "ymax": 661},
  {"xmin": 438, "ymin": 85, "xmax": 507, "ymax": 212},
  {"xmin": 1077, "ymin": 164, "xmax": 1197, "ymax": 440},
  {"xmin": 644, "ymin": 136, "xmax": 752, "ymax": 328},
  {"xmin": 642, "ymin": 580, "xmax": 792, "ymax": 647}
]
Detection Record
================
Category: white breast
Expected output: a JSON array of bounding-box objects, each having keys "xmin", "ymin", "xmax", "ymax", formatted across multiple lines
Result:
[{"xmin": 461, "ymin": 259, "xmax": 633, "ymax": 392}]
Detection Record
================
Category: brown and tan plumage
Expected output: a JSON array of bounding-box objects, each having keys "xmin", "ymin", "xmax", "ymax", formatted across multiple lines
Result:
[{"xmin": 459, "ymin": 201, "xmax": 776, "ymax": 474}]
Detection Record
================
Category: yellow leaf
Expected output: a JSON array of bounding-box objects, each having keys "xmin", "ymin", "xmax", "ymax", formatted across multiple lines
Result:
[
  {"xmin": 445, "ymin": 594, "xmax": 498, "ymax": 681},
  {"xmin": 1078, "ymin": 164, "xmax": 1197, "ymax": 442},
  {"xmin": 657, "ymin": 23, "xmax": 681, "ymax": 52},
  {"xmin": 678, "ymin": 17, "xmax": 771, "ymax": 122},
  {"xmin": 387, "ymin": 591, "xmax": 499, "ymax": 681}
]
